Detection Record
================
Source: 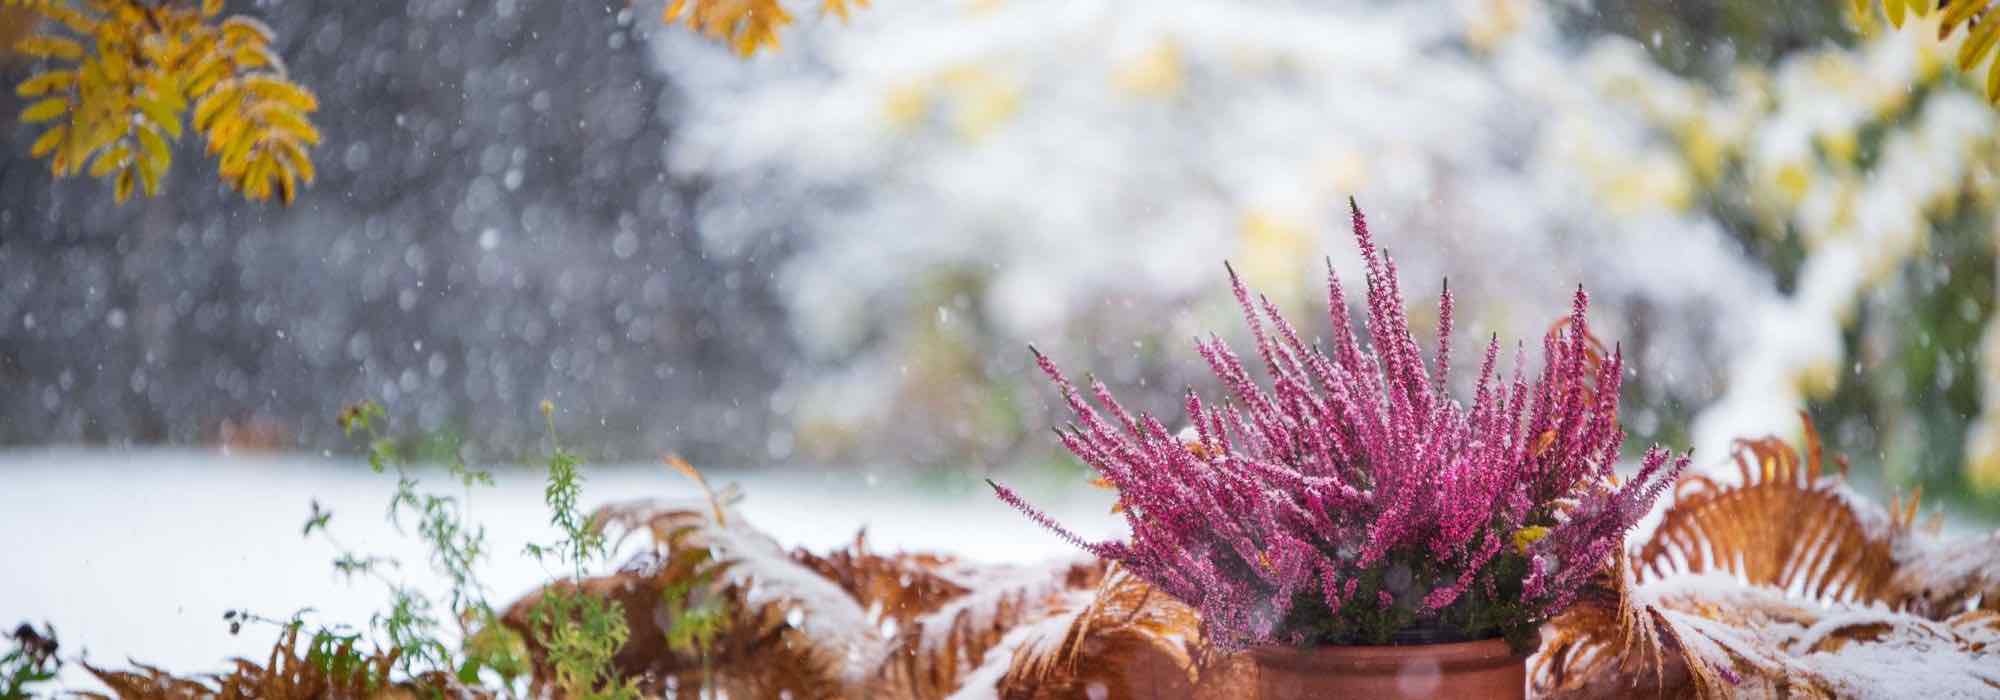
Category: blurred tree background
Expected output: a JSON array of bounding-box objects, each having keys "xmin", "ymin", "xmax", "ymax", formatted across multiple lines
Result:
[
  {"xmin": 1, "ymin": 0, "xmax": 795, "ymax": 465},
  {"xmin": 1564, "ymin": 1, "xmax": 1849, "ymax": 79},
  {"xmin": 1575, "ymin": 0, "xmax": 2000, "ymax": 517},
  {"xmin": 3, "ymin": 0, "xmax": 1998, "ymax": 519}
]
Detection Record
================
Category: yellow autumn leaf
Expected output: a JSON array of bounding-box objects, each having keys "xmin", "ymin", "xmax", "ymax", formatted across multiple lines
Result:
[
  {"xmin": 144, "ymin": 70, "xmax": 184, "ymax": 106},
  {"xmin": 218, "ymin": 131, "xmax": 255, "ymax": 173},
  {"xmin": 262, "ymin": 161, "xmax": 285, "ymax": 201},
  {"xmin": 205, "ymin": 116, "xmax": 246, "ymax": 156},
  {"xmin": 1938, "ymin": 2, "xmax": 1975, "ymax": 36},
  {"xmin": 78, "ymin": 118, "xmax": 122, "ymax": 158},
  {"xmin": 76, "ymin": 55, "xmax": 108, "ymax": 91},
  {"xmin": 14, "ymin": 35, "xmax": 84, "ymax": 60},
  {"xmin": 270, "ymin": 137, "xmax": 313, "ymax": 181},
  {"xmin": 138, "ymin": 159, "xmax": 161, "ymax": 197},
  {"xmin": 20, "ymin": 97, "xmax": 68, "ymax": 123},
  {"xmin": 99, "ymin": 51, "xmax": 134, "ymax": 84},
  {"xmin": 10, "ymin": 0, "xmax": 320, "ymax": 205},
  {"xmin": 1957, "ymin": 16, "xmax": 2000, "ymax": 72},
  {"xmin": 108, "ymin": 2, "xmax": 146, "ymax": 29},
  {"xmin": 824, "ymin": 0, "xmax": 868, "ymax": 22},
  {"xmin": 258, "ymin": 105, "xmax": 321, "ymax": 144},
  {"xmin": 665, "ymin": 0, "xmax": 806, "ymax": 57},
  {"xmin": 1989, "ymin": 56, "xmax": 2000, "ymax": 103},
  {"xmin": 232, "ymin": 43, "xmax": 284, "ymax": 72},
  {"xmin": 136, "ymin": 124, "xmax": 170, "ymax": 172},
  {"xmin": 246, "ymin": 156, "xmax": 275, "ymax": 200},
  {"xmin": 29, "ymin": 125, "xmax": 66, "ymax": 158},
  {"xmin": 30, "ymin": 3, "xmax": 96, "ymax": 35},
  {"xmin": 276, "ymin": 164, "xmax": 296, "ymax": 205},
  {"xmin": 137, "ymin": 94, "xmax": 182, "ymax": 139},
  {"xmin": 194, "ymin": 85, "xmax": 243, "ymax": 131},
  {"xmin": 16, "ymin": 69, "xmax": 75, "ymax": 97},
  {"xmin": 217, "ymin": 16, "xmax": 276, "ymax": 46},
  {"xmin": 187, "ymin": 57, "xmax": 231, "ymax": 97},
  {"xmin": 87, "ymin": 143, "xmax": 126, "ymax": 178},
  {"xmin": 243, "ymin": 75, "xmax": 318, "ymax": 111},
  {"xmin": 113, "ymin": 166, "xmax": 134, "ymax": 202}
]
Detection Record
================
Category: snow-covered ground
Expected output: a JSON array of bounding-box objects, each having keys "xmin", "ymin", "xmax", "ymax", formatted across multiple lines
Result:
[
  {"xmin": 0, "ymin": 448, "xmax": 1120, "ymax": 693},
  {"xmin": 6, "ymin": 448, "xmax": 1991, "ymax": 694}
]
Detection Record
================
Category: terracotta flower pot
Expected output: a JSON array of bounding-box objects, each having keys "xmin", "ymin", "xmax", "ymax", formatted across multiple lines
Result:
[{"xmin": 1248, "ymin": 636, "xmax": 1530, "ymax": 699}]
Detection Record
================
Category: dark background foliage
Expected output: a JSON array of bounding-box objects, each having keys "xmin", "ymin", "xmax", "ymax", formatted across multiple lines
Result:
[{"xmin": 0, "ymin": 0, "xmax": 795, "ymax": 463}]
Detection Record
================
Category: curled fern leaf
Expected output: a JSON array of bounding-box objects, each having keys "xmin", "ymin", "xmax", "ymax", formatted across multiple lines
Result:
[{"xmin": 8, "ymin": 0, "xmax": 319, "ymax": 205}]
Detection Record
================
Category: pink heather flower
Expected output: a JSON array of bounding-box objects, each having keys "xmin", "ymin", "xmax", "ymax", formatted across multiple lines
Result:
[{"xmin": 991, "ymin": 200, "xmax": 1688, "ymax": 649}]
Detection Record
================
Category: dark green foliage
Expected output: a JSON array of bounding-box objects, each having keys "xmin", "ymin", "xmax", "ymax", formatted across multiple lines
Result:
[
  {"xmin": 1556, "ymin": 1, "xmax": 1847, "ymax": 80},
  {"xmin": 1813, "ymin": 194, "xmax": 2000, "ymax": 518}
]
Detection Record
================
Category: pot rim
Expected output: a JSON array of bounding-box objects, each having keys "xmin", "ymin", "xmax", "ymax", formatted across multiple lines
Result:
[{"xmin": 1247, "ymin": 632, "xmax": 1538, "ymax": 673}]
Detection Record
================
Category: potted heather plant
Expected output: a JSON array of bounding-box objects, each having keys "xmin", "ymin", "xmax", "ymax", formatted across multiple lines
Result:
[{"xmin": 989, "ymin": 202, "xmax": 1688, "ymax": 698}]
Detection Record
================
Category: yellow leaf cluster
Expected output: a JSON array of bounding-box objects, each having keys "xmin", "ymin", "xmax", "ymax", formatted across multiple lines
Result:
[
  {"xmin": 660, "ymin": 0, "xmax": 866, "ymax": 57},
  {"xmin": 9, "ymin": 0, "xmax": 319, "ymax": 204},
  {"xmin": 1855, "ymin": 0, "xmax": 2000, "ymax": 102}
]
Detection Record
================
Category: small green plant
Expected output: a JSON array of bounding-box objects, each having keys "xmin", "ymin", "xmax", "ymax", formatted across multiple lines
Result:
[
  {"xmin": 523, "ymin": 400, "xmax": 639, "ymax": 700},
  {"xmin": 316, "ymin": 400, "xmax": 528, "ymax": 692},
  {"xmin": 519, "ymin": 400, "xmax": 604, "ymax": 576},
  {"xmin": 527, "ymin": 591, "xmax": 633, "ymax": 699},
  {"xmin": 658, "ymin": 455, "xmax": 736, "ymax": 689},
  {"xmin": 2, "ymin": 623, "xmax": 59, "ymax": 700}
]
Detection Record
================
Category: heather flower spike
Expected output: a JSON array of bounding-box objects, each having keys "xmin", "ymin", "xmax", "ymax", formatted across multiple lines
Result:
[{"xmin": 991, "ymin": 200, "xmax": 1689, "ymax": 649}]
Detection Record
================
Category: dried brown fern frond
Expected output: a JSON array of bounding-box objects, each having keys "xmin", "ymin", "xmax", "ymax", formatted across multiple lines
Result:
[
  {"xmin": 9, "ymin": 0, "xmax": 318, "ymax": 203},
  {"xmin": 75, "ymin": 622, "xmax": 479, "ymax": 699},
  {"xmin": 1634, "ymin": 413, "xmax": 1905, "ymax": 606},
  {"xmin": 873, "ymin": 556, "xmax": 1102, "ymax": 698},
  {"xmin": 1892, "ymin": 529, "xmax": 2000, "ymax": 617},
  {"xmin": 1536, "ymin": 415, "xmax": 1872, "ymax": 697},
  {"xmin": 1532, "ymin": 547, "xmax": 1738, "ymax": 699},
  {"xmin": 981, "ymin": 566, "xmax": 1206, "ymax": 700},
  {"xmin": 76, "ymin": 660, "xmax": 214, "ymax": 698},
  {"xmin": 1635, "ymin": 413, "xmax": 1996, "ymax": 617},
  {"xmin": 790, "ymin": 529, "xmax": 973, "ymax": 626},
  {"xmin": 1536, "ymin": 414, "xmax": 2000, "ymax": 698}
]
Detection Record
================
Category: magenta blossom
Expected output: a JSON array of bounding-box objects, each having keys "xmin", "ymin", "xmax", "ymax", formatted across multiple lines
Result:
[{"xmin": 990, "ymin": 201, "xmax": 1687, "ymax": 649}]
